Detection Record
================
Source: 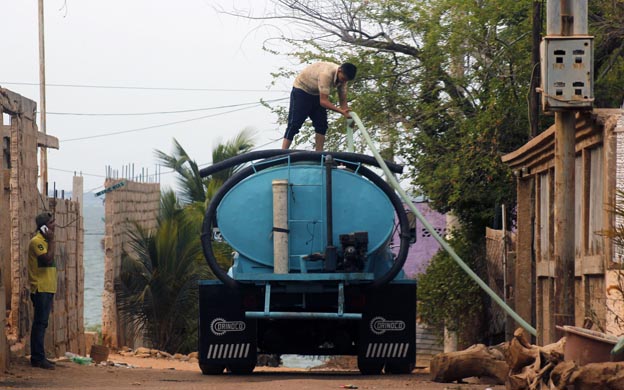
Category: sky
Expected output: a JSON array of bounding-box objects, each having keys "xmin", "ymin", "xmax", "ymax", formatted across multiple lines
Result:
[{"xmin": 1, "ymin": 0, "xmax": 297, "ymax": 194}]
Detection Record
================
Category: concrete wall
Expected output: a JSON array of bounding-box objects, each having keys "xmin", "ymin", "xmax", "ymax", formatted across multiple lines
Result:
[
  {"xmin": 0, "ymin": 87, "xmax": 84, "ymax": 370},
  {"xmin": 101, "ymin": 179, "xmax": 160, "ymax": 349}
]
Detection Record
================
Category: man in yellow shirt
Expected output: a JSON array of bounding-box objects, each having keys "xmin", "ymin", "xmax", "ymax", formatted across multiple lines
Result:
[
  {"xmin": 28, "ymin": 212, "xmax": 57, "ymax": 370},
  {"xmin": 281, "ymin": 62, "xmax": 357, "ymax": 151}
]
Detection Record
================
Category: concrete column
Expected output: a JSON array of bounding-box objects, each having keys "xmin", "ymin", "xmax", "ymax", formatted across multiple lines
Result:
[
  {"xmin": 272, "ymin": 180, "xmax": 289, "ymax": 274},
  {"xmin": 553, "ymin": 111, "xmax": 576, "ymax": 340}
]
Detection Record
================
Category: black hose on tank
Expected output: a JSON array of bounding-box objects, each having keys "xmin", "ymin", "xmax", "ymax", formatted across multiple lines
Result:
[
  {"xmin": 200, "ymin": 151, "xmax": 410, "ymax": 288},
  {"xmin": 198, "ymin": 149, "xmax": 404, "ymax": 178}
]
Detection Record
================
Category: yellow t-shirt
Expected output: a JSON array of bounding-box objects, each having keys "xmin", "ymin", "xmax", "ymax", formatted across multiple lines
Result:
[{"xmin": 28, "ymin": 232, "xmax": 57, "ymax": 293}]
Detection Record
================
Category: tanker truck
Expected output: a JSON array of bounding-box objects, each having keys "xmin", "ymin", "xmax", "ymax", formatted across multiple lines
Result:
[{"xmin": 198, "ymin": 150, "xmax": 416, "ymax": 375}]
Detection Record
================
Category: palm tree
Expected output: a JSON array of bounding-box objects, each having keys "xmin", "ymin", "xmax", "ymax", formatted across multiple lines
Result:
[
  {"xmin": 116, "ymin": 130, "xmax": 256, "ymax": 352},
  {"xmin": 154, "ymin": 128, "xmax": 255, "ymax": 205},
  {"xmin": 154, "ymin": 128, "xmax": 255, "ymax": 231},
  {"xmin": 116, "ymin": 191, "xmax": 209, "ymax": 352}
]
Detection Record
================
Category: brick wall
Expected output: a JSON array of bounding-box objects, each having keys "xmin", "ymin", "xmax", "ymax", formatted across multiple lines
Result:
[
  {"xmin": 101, "ymin": 179, "xmax": 160, "ymax": 349},
  {"xmin": 0, "ymin": 87, "xmax": 84, "ymax": 370}
]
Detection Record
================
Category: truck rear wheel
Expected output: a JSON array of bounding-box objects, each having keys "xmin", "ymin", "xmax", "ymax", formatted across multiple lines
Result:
[
  {"xmin": 357, "ymin": 357, "xmax": 383, "ymax": 375},
  {"xmin": 200, "ymin": 363, "xmax": 225, "ymax": 375},
  {"xmin": 384, "ymin": 361, "xmax": 415, "ymax": 374},
  {"xmin": 227, "ymin": 363, "xmax": 255, "ymax": 375}
]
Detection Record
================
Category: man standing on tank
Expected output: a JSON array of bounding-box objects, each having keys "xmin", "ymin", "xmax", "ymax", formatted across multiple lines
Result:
[
  {"xmin": 281, "ymin": 62, "xmax": 357, "ymax": 151},
  {"xmin": 28, "ymin": 212, "xmax": 57, "ymax": 370}
]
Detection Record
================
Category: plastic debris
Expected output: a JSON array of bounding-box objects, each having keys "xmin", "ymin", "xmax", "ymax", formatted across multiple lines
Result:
[
  {"xmin": 340, "ymin": 385, "xmax": 358, "ymax": 389},
  {"xmin": 64, "ymin": 351, "xmax": 93, "ymax": 365}
]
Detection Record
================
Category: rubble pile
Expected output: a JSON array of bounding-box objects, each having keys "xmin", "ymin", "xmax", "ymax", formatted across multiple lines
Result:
[{"xmin": 116, "ymin": 347, "xmax": 199, "ymax": 363}]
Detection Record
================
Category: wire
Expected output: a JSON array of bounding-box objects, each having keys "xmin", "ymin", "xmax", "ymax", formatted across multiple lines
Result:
[
  {"xmin": 43, "ymin": 97, "xmax": 288, "ymax": 116},
  {"xmin": 61, "ymin": 104, "xmax": 269, "ymax": 142},
  {"xmin": 48, "ymin": 134, "xmax": 284, "ymax": 185},
  {"xmin": 49, "ymin": 167, "xmax": 106, "ymax": 178},
  {"xmin": 0, "ymin": 81, "xmax": 289, "ymax": 93}
]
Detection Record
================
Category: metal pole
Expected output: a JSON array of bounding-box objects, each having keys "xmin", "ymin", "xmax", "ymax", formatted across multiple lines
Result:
[
  {"xmin": 324, "ymin": 155, "xmax": 336, "ymax": 272},
  {"xmin": 38, "ymin": 0, "xmax": 48, "ymax": 192}
]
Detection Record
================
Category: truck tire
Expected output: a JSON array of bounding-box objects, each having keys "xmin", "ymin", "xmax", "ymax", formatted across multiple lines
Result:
[
  {"xmin": 384, "ymin": 361, "xmax": 415, "ymax": 374},
  {"xmin": 199, "ymin": 363, "xmax": 225, "ymax": 375}
]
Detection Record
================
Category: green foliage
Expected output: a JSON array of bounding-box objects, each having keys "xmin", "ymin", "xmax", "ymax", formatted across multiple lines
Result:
[
  {"xmin": 417, "ymin": 229, "xmax": 484, "ymax": 343},
  {"xmin": 116, "ymin": 212, "xmax": 209, "ymax": 353},
  {"xmin": 257, "ymin": 0, "xmax": 537, "ymax": 233},
  {"xmin": 154, "ymin": 128, "xmax": 255, "ymax": 206},
  {"xmin": 117, "ymin": 131, "xmax": 255, "ymax": 352},
  {"xmin": 258, "ymin": 0, "xmax": 623, "ymax": 232},
  {"xmin": 590, "ymin": 1, "xmax": 624, "ymax": 107}
]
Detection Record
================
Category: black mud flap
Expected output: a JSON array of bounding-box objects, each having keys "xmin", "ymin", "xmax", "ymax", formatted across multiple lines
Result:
[
  {"xmin": 358, "ymin": 281, "xmax": 416, "ymax": 374},
  {"xmin": 198, "ymin": 282, "xmax": 258, "ymax": 374}
]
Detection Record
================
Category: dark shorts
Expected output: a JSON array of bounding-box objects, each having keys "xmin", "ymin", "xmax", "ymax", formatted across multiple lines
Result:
[{"xmin": 283, "ymin": 87, "xmax": 328, "ymax": 140}]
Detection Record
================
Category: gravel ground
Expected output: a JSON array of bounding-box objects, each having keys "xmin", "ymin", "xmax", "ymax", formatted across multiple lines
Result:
[{"xmin": 0, "ymin": 353, "xmax": 505, "ymax": 390}]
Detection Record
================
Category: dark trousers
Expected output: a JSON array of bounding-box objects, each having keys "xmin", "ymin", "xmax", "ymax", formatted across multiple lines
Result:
[
  {"xmin": 30, "ymin": 292, "xmax": 54, "ymax": 362},
  {"xmin": 283, "ymin": 87, "xmax": 328, "ymax": 140}
]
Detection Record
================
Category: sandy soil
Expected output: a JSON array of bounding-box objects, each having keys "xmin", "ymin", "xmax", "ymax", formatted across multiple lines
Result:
[{"xmin": 0, "ymin": 353, "xmax": 505, "ymax": 390}]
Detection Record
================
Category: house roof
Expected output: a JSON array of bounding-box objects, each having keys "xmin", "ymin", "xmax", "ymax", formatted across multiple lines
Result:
[{"xmin": 501, "ymin": 109, "xmax": 623, "ymax": 172}]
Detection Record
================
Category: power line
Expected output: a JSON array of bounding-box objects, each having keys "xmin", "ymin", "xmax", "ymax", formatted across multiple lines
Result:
[
  {"xmin": 48, "ymin": 135, "xmax": 283, "ymax": 186},
  {"xmin": 43, "ymin": 97, "xmax": 288, "ymax": 116},
  {"xmin": 61, "ymin": 104, "xmax": 266, "ymax": 142},
  {"xmin": 49, "ymin": 167, "xmax": 106, "ymax": 178},
  {"xmin": 0, "ymin": 81, "xmax": 289, "ymax": 93}
]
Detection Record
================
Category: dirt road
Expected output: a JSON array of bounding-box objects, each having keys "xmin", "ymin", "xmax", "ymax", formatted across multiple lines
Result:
[{"xmin": 1, "ymin": 353, "xmax": 503, "ymax": 390}]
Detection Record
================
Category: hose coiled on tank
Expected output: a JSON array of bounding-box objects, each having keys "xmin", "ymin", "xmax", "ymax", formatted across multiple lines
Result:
[
  {"xmin": 201, "ymin": 151, "xmax": 410, "ymax": 288},
  {"xmin": 198, "ymin": 149, "xmax": 403, "ymax": 178}
]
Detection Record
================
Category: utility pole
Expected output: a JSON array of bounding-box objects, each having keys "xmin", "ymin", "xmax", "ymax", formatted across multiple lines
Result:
[
  {"xmin": 543, "ymin": 0, "xmax": 592, "ymax": 342},
  {"xmin": 38, "ymin": 0, "xmax": 48, "ymax": 193},
  {"xmin": 529, "ymin": 1, "xmax": 542, "ymax": 138}
]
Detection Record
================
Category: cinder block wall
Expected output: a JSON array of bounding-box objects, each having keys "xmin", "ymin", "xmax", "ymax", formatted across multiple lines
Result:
[
  {"xmin": 46, "ymin": 197, "xmax": 85, "ymax": 357},
  {"xmin": 1, "ymin": 87, "xmax": 85, "ymax": 369},
  {"xmin": 101, "ymin": 179, "xmax": 160, "ymax": 349}
]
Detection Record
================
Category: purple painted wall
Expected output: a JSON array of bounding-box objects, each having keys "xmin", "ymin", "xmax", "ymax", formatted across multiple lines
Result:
[{"xmin": 393, "ymin": 201, "xmax": 447, "ymax": 279}]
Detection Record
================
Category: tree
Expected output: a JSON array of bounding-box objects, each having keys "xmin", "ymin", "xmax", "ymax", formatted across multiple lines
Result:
[
  {"xmin": 417, "ymin": 227, "xmax": 485, "ymax": 345},
  {"xmin": 154, "ymin": 128, "xmax": 255, "ymax": 205},
  {"xmin": 590, "ymin": 1, "xmax": 624, "ymax": 107},
  {"xmin": 154, "ymin": 128, "xmax": 255, "ymax": 233},
  {"xmin": 230, "ymin": 0, "xmax": 535, "ymax": 231},
  {"xmin": 226, "ymin": 0, "xmax": 623, "ymax": 343},
  {"xmin": 116, "ymin": 131, "xmax": 256, "ymax": 352},
  {"xmin": 232, "ymin": 0, "xmax": 623, "ymax": 229},
  {"xmin": 116, "ymin": 191, "xmax": 208, "ymax": 353}
]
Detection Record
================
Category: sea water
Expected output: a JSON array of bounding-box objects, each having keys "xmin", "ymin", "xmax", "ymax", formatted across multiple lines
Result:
[{"xmin": 83, "ymin": 193, "xmax": 105, "ymax": 327}]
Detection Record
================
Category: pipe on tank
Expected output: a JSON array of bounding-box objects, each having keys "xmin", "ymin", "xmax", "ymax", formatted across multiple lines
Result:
[
  {"xmin": 324, "ymin": 155, "xmax": 337, "ymax": 272},
  {"xmin": 272, "ymin": 179, "xmax": 289, "ymax": 274}
]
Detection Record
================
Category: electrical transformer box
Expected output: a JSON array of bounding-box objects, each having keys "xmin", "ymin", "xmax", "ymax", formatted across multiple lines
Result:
[{"xmin": 540, "ymin": 36, "xmax": 593, "ymax": 111}]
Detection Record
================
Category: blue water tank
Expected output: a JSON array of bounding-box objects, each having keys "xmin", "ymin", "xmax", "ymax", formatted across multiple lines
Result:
[{"xmin": 217, "ymin": 164, "xmax": 395, "ymax": 273}]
